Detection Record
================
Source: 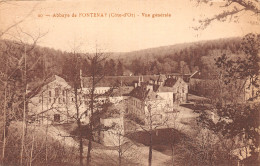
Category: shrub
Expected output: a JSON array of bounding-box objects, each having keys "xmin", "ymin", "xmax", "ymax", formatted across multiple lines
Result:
[{"xmin": 2, "ymin": 122, "xmax": 78, "ymax": 166}]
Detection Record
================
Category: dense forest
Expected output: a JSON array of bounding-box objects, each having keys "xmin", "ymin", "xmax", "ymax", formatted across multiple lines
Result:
[{"xmin": 0, "ymin": 37, "xmax": 242, "ymax": 84}]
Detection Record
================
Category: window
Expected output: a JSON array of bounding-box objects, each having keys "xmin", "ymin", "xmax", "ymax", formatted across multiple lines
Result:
[
  {"xmin": 63, "ymin": 98, "xmax": 65, "ymax": 103},
  {"xmin": 71, "ymin": 98, "xmax": 74, "ymax": 102},
  {"xmin": 39, "ymin": 98, "xmax": 41, "ymax": 103},
  {"xmin": 49, "ymin": 91, "xmax": 51, "ymax": 97},
  {"xmin": 49, "ymin": 98, "xmax": 52, "ymax": 103},
  {"xmin": 55, "ymin": 88, "xmax": 59, "ymax": 97},
  {"xmin": 54, "ymin": 114, "xmax": 60, "ymax": 122},
  {"xmin": 62, "ymin": 90, "xmax": 65, "ymax": 96}
]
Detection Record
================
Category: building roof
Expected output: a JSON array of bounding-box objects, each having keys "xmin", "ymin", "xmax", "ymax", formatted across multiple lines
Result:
[
  {"xmin": 154, "ymin": 85, "xmax": 174, "ymax": 92},
  {"xmin": 129, "ymin": 85, "xmax": 163, "ymax": 101},
  {"xmin": 81, "ymin": 73, "xmax": 192, "ymax": 88},
  {"xmin": 81, "ymin": 75, "xmax": 168, "ymax": 88},
  {"xmin": 190, "ymin": 71, "xmax": 203, "ymax": 79},
  {"xmin": 99, "ymin": 102, "xmax": 125, "ymax": 119},
  {"xmin": 27, "ymin": 75, "xmax": 69, "ymax": 98},
  {"xmin": 158, "ymin": 74, "xmax": 167, "ymax": 82},
  {"xmin": 109, "ymin": 86, "xmax": 134, "ymax": 97},
  {"xmin": 190, "ymin": 71, "xmax": 221, "ymax": 80},
  {"xmin": 164, "ymin": 77, "xmax": 178, "ymax": 87}
]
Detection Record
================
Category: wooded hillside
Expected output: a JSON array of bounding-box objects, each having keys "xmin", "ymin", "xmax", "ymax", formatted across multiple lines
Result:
[{"xmin": 0, "ymin": 37, "xmax": 242, "ymax": 84}]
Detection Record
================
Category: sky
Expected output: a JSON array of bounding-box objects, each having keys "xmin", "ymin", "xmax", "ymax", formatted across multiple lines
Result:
[{"xmin": 0, "ymin": 0, "xmax": 259, "ymax": 53}]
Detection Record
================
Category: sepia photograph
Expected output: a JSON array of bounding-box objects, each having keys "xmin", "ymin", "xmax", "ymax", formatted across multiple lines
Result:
[{"xmin": 0, "ymin": 0, "xmax": 259, "ymax": 165}]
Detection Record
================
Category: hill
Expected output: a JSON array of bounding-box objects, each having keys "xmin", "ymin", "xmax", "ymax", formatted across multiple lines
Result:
[{"xmin": 0, "ymin": 37, "xmax": 242, "ymax": 83}]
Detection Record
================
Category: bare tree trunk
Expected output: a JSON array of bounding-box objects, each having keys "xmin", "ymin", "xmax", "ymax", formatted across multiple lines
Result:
[
  {"xmin": 45, "ymin": 121, "xmax": 49, "ymax": 165},
  {"xmin": 1, "ymin": 83, "xmax": 7, "ymax": 165},
  {"xmin": 29, "ymin": 128, "xmax": 35, "ymax": 166},
  {"xmin": 118, "ymin": 134, "xmax": 122, "ymax": 166},
  {"xmin": 73, "ymin": 83, "xmax": 84, "ymax": 166},
  {"xmin": 119, "ymin": 152, "xmax": 122, "ymax": 166},
  {"xmin": 171, "ymin": 143, "xmax": 174, "ymax": 166},
  {"xmin": 170, "ymin": 128, "xmax": 175, "ymax": 166},
  {"xmin": 86, "ymin": 64, "xmax": 95, "ymax": 166},
  {"xmin": 148, "ymin": 106, "xmax": 153, "ymax": 166},
  {"xmin": 78, "ymin": 119, "xmax": 83, "ymax": 166},
  {"xmin": 85, "ymin": 49, "xmax": 107, "ymax": 166},
  {"xmin": 20, "ymin": 47, "xmax": 27, "ymax": 166},
  {"xmin": 86, "ymin": 118, "xmax": 93, "ymax": 166},
  {"xmin": 148, "ymin": 132, "xmax": 152, "ymax": 166}
]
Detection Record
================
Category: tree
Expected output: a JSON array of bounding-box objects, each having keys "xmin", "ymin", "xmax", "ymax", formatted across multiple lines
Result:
[
  {"xmin": 129, "ymin": 97, "xmax": 169, "ymax": 166},
  {"xmin": 103, "ymin": 59, "xmax": 116, "ymax": 76},
  {"xmin": 109, "ymin": 59, "xmax": 116, "ymax": 76},
  {"xmin": 165, "ymin": 111, "xmax": 183, "ymax": 166},
  {"xmin": 81, "ymin": 59, "xmax": 90, "ymax": 76},
  {"xmin": 103, "ymin": 61, "xmax": 110, "ymax": 76},
  {"xmin": 113, "ymin": 128, "xmax": 141, "ymax": 166},
  {"xmin": 106, "ymin": 103, "xmax": 141, "ymax": 166},
  {"xmin": 0, "ymin": 21, "xmax": 48, "ymax": 164},
  {"xmin": 196, "ymin": 33, "xmax": 260, "ymax": 164},
  {"xmin": 116, "ymin": 60, "xmax": 124, "ymax": 76},
  {"xmin": 62, "ymin": 43, "xmax": 85, "ymax": 165},
  {"xmin": 0, "ymin": 3, "xmax": 40, "ymax": 163},
  {"xmin": 71, "ymin": 56, "xmax": 84, "ymax": 166},
  {"xmin": 13, "ymin": 29, "xmax": 47, "ymax": 166},
  {"xmin": 193, "ymin": 0, "xmax": 260, "ymax": 30},
  {"xmin": 0, "ymin": 1, "xmax": 38, "ymax": 38},
  {"xmin": 85, "ymin": 47, "xmax": 108, "ymax": 166},
  {"xmin": 175, "ymin": 125, "xmax": 239, "ymax": 166},
  {"xmin": 131, "ymin": 58, "xmax": 143, "ymax": 75}
]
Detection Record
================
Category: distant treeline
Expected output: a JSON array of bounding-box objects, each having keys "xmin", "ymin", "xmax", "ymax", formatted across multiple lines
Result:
[{"xmin": 0, "ymin": 37, "xmax": 242, "ymax": 84}]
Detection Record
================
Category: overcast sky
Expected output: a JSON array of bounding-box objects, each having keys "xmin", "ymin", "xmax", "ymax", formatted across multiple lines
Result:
[{"xmin": 1, "ymin": 0, "xmax": 259, "ymax": 53}]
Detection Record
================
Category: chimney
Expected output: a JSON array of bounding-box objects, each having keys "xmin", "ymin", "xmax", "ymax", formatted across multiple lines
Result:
[
  {"xmin": 134, "ymin": 82, "xmax": 138, "ymax": 88},
  {"xmin": 142, "ymin": 76, "xmax": 144, "ymax": 82},
  {"xmin": 138, "ymin": 76, "xmax": 141, "ymax": 86}
]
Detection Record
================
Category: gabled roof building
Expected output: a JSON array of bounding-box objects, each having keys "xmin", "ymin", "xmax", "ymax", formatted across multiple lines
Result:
[{"xmin": 126, "ymin": 75, "xmax": 189, "ymax": 125}]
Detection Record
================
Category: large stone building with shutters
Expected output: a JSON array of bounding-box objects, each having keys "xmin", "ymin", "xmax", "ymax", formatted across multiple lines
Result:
[
  {"xmin": 28, "ymin": 74, "xmax": 189, "ymax": 126},
  {"xmin": 126, "ymin": 75, "xmax": 189, "ymax": 125},
  {"xmin": 28, "ymin": 75, "xmax": 87, "ymax": 124}
]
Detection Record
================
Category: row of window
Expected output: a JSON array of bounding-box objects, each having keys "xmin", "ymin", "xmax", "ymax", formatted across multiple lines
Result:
[
  {"xmin": 49, "ymin": 88, "xmax": 67, "ymax": 97},
  {"xmin": 94, "ymin": 89, "xmax": 108, "ymax": 94},
  {"xmin": 131, "ymin": 99, "xmax": 143, "ymax": 109},
  {"xmin": 40, "ymin": 97, "xmax": 109, "ymax": 105},
  {"xmin": 176, "ymin": 87, "xmax": 186, "ymax": 93},
  {"xmin": 39, "ymin": 97, "xmax": 74, "ymax": 104},
  {"xmin": 128, "ymin": 103, "xmax": 144, "ymax": 118}
]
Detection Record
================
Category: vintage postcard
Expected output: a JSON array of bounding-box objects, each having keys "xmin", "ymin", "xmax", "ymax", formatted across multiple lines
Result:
[{"xmin": 0, "ymin": 0, "xmax": 259, "ymax": 165}]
